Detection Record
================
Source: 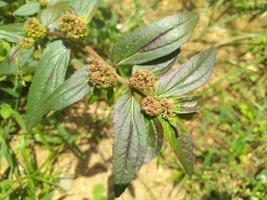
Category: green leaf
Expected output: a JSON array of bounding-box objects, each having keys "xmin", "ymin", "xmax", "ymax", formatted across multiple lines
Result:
[
  {"xmin": 0, "ymin": 23, "xmax": 25, "ymax": 43},
  {"xmin": 0, "ymin": 1, "xmax": 7, "ymax": 8},
  {"xmin": 106, "ymin": 88, "xmax": 115, "ymax": 106},
  {"xmin": 173, "ymin": 96, "xmax": 200, "ymax": 114},
  {"xmin": 144, "ymin": 118, "xmax": 163, "ymax": 163},
  {"xmin": 26, "ymin": 41, "xmax": 70, "ymax": 130},
  {"xmin": 14, "ymin": 2, "xmax": 41, "ymax": 16},
  {"xmin": 156, "ymin": 48, "xmax": 217, "ymax": 98},
  {"xmin": 70, "ymin": 0, "xmax": 98, "ymax": 21},
  {"xmin": 112, "ymin": 12, "xmax": 199, "ymax": 65},
  {"xmin": 41, "ymin": 66, "xmax": 91, "ymax": 113},
  {"xmin": 160, "ymin": 117, "xmax": 193, "ymax": 175},
  {"xmin": 133, "ymin": 49, "xmax": 179, "ymax": 76},
  {"xmin": 113, "ymin": 94, "xmax": 147, "ymax": 197},
  {"xmin": 40, "ymin": 1, "xmax": 70, "ymax": 28}
]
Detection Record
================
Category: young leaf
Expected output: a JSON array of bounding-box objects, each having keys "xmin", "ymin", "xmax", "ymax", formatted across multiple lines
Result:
[
  {"xmin": 144, "ymin": 118, "xmax": 163, "ymax": 163},
  {"xmin": 40, "ymin": 1, "xmax": 71, "ymax": 28},
  {"xmin": 0, "ymin": 23, "xmax": 25, "ymax": 42},
  {"xmin": 156, "ymin": 48, "xmax": 217, "ymax": 98},
  {"xmin": 70, "ymin": 0, "xmax": 98, "ymax": 21},
  {"xmin": 113, "ymin": 94, "xmax": 147, "ymax": 197},
  {"xmin": 26, "ymin": 41, "xmax": 70, "ymax": 130},
  {"xmin": 160, "ymin": 118, "xmax": 193, "ymax": 175},
  {"xmin": 13, "ymin": 2, "xmax": 41, "ymax": 16},
  {"xmin": 112, "ymin": 12, "xmax": 199, "ymax": 65},
  {"xmin": 41, "ymin": 66, "xmax": 91, "ymax": 113}
]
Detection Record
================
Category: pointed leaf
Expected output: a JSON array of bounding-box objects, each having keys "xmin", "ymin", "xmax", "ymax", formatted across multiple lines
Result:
[
  {"xmin": 14, "ymin": 2, "xmax": 41, "ymax": 16},
  {"xmin": 144, "ymin": 118, "xmax": 163, "ymax": 163},
  {"xmin": 156, "ymin": 48, "xmax": 216, "ymax": 98},
  {"xmin": 70, "ymin": 0, "xmax": 98, "ymax": 21},
  {"xmin": 0, "ymin": 1, "xmax": 7, "ymax": 7},
  {"xmin": 113, "ymin": 94, "xmax": 147, "ymax": 197},
  {"xmin": 112, "ymin": 12, "xmax": 199, "ymax": 65},
  {"xmin": 41, "ymin": 66, "xmax": 91, "ymax": 113},
  {"xmin": 133, "ymin": 49, "xmax": 179, "ymax": 76},
  {"xmin": 160, "ymin": 118, "xmax": 193, "ymax": 175},
  {"xmin": 26, "ymin": 41, "xmax": 70, "ymax": 130}
]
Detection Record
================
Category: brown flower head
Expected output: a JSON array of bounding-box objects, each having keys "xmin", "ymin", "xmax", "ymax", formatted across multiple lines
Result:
[
  {"xmin": 141, "ymin": 96, "xmax": 163, "ymax": 117},
  {"xmin": 129, "ymin": 69, "xmax": 156, "ymax": 92},
  {"xmin": 89, "ymin": 60, "xmax": 117, "ymax": 89},
  {"xmin": 24, "ymin": 17, "xmax": 47, "ymax": 40},
  {"xmin": 58, "ymin": 14, "xmax": 88, "ymax": 41}
]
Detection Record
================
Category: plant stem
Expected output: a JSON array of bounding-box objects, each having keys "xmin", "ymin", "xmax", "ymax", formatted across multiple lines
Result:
[{"xmin": 48, "ymin": 31, "xmax": 65, "ymax": 38}]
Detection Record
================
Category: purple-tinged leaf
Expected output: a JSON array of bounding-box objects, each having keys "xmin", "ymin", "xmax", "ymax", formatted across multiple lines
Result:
[
  {"xmin": 144, "ymin": 118, "xmax": 164, "ymax": 163},
  {"xmin": 173, "ymin": 96, "xmax": 200, "ymax": 114},
  {"xmin": 132, "ymin": 49, "xmax": 179, "ymax": 77},
  {"xmin": 112, "ymin": 12, "xmax": 199, "ymax": 65},
  {"xmin": 113, "ymin": 94, "xmax": 147, "ymax": 197},
  {"xmin": 156, "ymin": 48, "xmax": 216, "ymax": 98}
]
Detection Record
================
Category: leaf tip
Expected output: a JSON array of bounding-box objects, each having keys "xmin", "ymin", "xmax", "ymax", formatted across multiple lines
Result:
[{"xmin": 114, "ymin": 183, "xmax": 129, "ymax": 198}]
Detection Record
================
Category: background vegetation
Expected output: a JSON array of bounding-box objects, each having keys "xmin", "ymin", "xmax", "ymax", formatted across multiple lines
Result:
[{"xmin": 0, "ymin": 0, "xmax": 266, "ymax": 199}]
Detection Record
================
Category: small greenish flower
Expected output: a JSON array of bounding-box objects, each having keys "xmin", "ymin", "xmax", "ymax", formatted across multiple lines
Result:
[
  {"xmin": 129, "ymin": 69, "xmax": 156, "ymax": 92},
  {"xmin": 160, "ymin": 99, "xmax": 173, "ymax": 119},
  {"xmin": 89, "ymin": 60, "xmax": 117, "ymax": 89},
  {"xmin": 24, "ymin": 17, "xmax": 47, "ymax": 40},
  {"xmin": 58, "ymin": 14, "xmax": 88, "ymax": 41},
  {"xmin": 19, "ymin": 37, "xmax": 35, "ymax": 49}
]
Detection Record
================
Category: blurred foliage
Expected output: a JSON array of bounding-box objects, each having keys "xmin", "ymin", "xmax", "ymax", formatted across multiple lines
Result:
[{"xmin": 0, "ymin": 0, "xmax": 267, "ymax": 199}]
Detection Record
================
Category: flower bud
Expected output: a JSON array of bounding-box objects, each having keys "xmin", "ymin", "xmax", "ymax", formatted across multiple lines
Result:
[
  {"xmin": 24, "ymin": 18, "xmax": 47, "ymax": 40},
  {"xmin": 19, "ymin": 37, "xmax": 35, "ymax": 49},
  {"xmin": 58, "ymin": 14, "xmax": 88, "ymax": 41},
  {"xmin": 129, "ymin": 69, "xmax": 156, "ymax": 92},
  {"xmin": 89, "ymin": 60, "xmax": 117, "ymax": 89}
]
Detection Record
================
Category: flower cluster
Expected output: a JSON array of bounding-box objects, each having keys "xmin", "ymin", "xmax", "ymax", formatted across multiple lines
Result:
[
  {"xmin": 19, "ymin": 37, "xmax": 35, "ymax": 49},
  {"xmin": 129, "ymin": 69, "xmax": 156, "ymax": 92},
  {"xmin": 24, "ymin": 17, "xmax": 47, "ymax": 40},
  {"xmin": 141, "ymin": 96, "xmax": 173, "ymax": 118},
  {"xmin": 58, "ymin": 14, "xmax": 88, "ymax": 41},
  {"xmin": 89, "ymin": 60, "xmax": 117, "ymax": 89}
]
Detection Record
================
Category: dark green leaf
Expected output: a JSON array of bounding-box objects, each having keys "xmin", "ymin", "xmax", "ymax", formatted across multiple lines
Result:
[
  {"xmin": 144, "ymin": 118, "xmax": 163, "ymax": 163},
  {"xmin": 70, "ymin": 0, "xmax": 98, "ymax": 21},
  {"xmin": 133, "ymin": 49, "xmax": 179, "ymax": 76},
  {"xmin": 156, "ymin": 48, "xmax": 216, "ymax": 98},
  {"xmin": 112, "ymin": 12, "xmax": 199, "ymax": 65},
  {"xmin": 13, "ymin": 2, "xmax": 41, "ymax": 16},
  {"xmin": 113, "ymin": 94, "xmax": 147, "ymax": 197},
  {"xmin": 41, "ymin": 66, "xmax": 91, "ymax": 113},
  {"xmin": 107, "ymin": 88, "xmax": 115, "ymax": 106},
  {"xmin": 26, "ymin": 41, "xmax": 70, "ymax": 130},
  {"xmin": 160, "ymin": 117, "xmax": 193, "ymax": 175}
]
